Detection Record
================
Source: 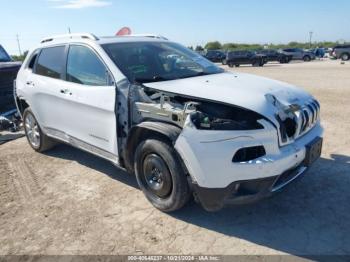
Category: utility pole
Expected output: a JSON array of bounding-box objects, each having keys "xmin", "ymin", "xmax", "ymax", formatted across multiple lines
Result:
[
  {"xmin": 16, "ymin": 34, "xmax": 22, "ymax": 56},
  {"xmin": 309, "ymin": 31, "xmax": 313, "ymax": 49},
  {"xmin": 68, "ymin": 27, "xmax": 71, "ymax": 34}
]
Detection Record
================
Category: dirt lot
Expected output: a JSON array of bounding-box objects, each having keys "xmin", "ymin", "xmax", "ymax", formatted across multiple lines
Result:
[{"xmin": 0, "ymin": 59, "xmax": 349, "ymax": 256}]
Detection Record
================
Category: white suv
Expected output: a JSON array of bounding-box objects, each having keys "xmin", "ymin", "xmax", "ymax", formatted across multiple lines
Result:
[{"xmin": 15, "ymin": 33, "xmax": 323, "ymax": 211}]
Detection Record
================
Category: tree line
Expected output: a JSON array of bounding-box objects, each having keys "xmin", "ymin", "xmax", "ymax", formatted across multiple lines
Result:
[{"xmin": 190, "ymin": 41, "xmax": 343, "ymax": 51}]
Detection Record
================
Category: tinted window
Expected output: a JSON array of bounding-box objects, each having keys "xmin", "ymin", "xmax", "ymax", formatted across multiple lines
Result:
[
  {"xmin": 36, "ymin": 46, "xmax": 65, "ymax": 79},
  {"xmin": 67, "ymin": 45, "xmax": 109, "ymax": 86},
  {"xmin": 0, "ymin": 45, "xmax": 12, "ymax": 62},
  {"xmin": 336, "ymin": 45, "xmax": 350, "ymax": 49}
]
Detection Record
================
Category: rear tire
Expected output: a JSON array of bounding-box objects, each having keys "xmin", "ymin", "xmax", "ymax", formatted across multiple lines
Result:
[
  {"xmin": 341, "ymin": 53, "xmax": 350, "ymax": 61},
  {"xmin": 23, "ymin": 108, "xmax": 56, "ymax": 152},
  {"xmin": 303, "ymin": 55, "xmax": 311, "ymax": 62},
  {"xmin": 252, "ymin": 60, "xmax": 260, "ymax": 67},
  {"xmin": 228, "ymin": 62, "xmax": 234, "ymax": 68},
  {"xmin": 134, "ymin": 139, "xmax": 191, "ymax": 212}
]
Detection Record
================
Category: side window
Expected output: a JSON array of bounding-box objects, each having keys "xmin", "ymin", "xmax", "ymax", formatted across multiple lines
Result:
[
  {"xmin": 35, "ymin": 46, "xmax": 65, "ymax": 79},
  {"xmin": 27, "ymin": 53, "xmax": 38, "ymax": 70},
  {"xmin": 66, "ymin": 45, "xmax": 109, "ymax": 86}
]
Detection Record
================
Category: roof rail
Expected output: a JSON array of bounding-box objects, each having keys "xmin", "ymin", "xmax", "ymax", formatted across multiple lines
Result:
[
  {"xmin": 40, "ymin": 33, "xmax": 99, "ymax": 43},
  {"xmin": 126, "ymin": 34, "xmax": 168, "ymax": 40}
]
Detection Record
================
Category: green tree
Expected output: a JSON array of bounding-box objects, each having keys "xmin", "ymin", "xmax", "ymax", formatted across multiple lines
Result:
[
  {"xmin": 222, "ymin": 43, "xmax": 238, "ymax": 50},
  {"xmin": 205, "ymin": 41, "xmax": 222, "ymax": 50},
  {"xmin": 11, "ymin": 50, "xmax": 28, "ymax": 62},
  {"xmin": 195, "ymin": 45, "xmax": 204, "ymax": 51}
]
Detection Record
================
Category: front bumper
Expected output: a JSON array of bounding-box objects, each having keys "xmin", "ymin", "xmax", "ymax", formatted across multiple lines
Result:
[
  {"xmin": 192, "ymin": 164, "xmax": 308, "ymax": 211},
  {"xmin": 174, "ymin": 118, "xmax": 323, "ymax": 211}
]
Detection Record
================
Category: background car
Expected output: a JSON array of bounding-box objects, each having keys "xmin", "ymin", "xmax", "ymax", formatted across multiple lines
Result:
[
  {"xmin": 309, "ymin": 48, "xmax": 326, "ymax": 59},
  {"xmin": 331, "ymin": 45, "xmax": 350, "ymax": 61},
  {"xmin": 281, "ymin": 48, "xmax": 316, "ymax": 62},
  {"xmin": 0, "ymin": 45, "xmax": 22, "ymax": 113},
  {"xmin": 225, "ymin": 50, "xmax": 267, "ymax": 67},
  {"xmin": 256, "ymin": 49, "xmax": 292, "ymax": 63},
  {"xmin": 204, "ymin": 50, "xmax": 226, "ymax": 63}
]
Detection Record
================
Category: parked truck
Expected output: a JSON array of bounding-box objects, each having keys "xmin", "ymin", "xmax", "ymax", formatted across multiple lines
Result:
[{"xmin": 0, "ymin": 45, "xmax": 22, "ymax": 113}]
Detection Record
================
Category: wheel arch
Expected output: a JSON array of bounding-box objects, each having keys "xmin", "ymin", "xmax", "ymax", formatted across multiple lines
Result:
[
  {"xmin": 123, "ymin": 121, "xmax": 183, "ymax": 173},
  {"xmin": 16, "ymin": 97, "xmax": 30, "ymax": 117}
]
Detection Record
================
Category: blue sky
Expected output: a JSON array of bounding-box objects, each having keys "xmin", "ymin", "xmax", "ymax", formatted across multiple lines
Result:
[{"xmin": 1, "ymin": 0, "xmax": 349, "ymax": 55}]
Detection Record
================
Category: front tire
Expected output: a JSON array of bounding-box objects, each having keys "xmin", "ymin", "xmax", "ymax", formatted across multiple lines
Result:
[
  {"xmin": 134, "ymin": 139, "xmax": 191, "ymax": 212},
  {"xmin": 303, "ymin": 55, "xmax": 311, "ymax": 62},
  {"xmin": 252, "ymin": 60, "xmax": 260, "ymax": 67},
  {"xmin": 341, "ymin": 53, "xmax": 350, "ymax": 61},
  {"xmin": 23, "ymin": 108, "xmax": 56, "ymax": 152}
]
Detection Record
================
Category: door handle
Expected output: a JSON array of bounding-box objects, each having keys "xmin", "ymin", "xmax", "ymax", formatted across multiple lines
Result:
[{"xmin": 60, "ymin": 89, "xmax": 72, "ymax": 95}]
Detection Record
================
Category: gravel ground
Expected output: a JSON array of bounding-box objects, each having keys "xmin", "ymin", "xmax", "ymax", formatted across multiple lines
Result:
[{"xmin": 0, "ymin": 59, "xmax": 349, "ymax": 256}]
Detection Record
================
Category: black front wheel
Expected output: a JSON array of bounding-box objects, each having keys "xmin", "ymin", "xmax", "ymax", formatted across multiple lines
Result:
[
  {"xmin": 134, "ymin": 139, "xmax": 191, "ymax": 212},
  {"xmin": 303, "ymin": 55, "xmax": 311, "ymax": 62},
  {"xmin": 341, "ymin": 53, "xmax": 350, "ymax": 61},
  {"xmin": 252, "ymin": 60, "xmax": 260, "ymax": 67}
]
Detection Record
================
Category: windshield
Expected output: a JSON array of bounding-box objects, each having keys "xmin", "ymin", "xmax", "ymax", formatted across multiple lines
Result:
[
  {"xmin": 0, "ymin": 45, "xmax": 12, "ymax": 62},
  {"xmin": 103, "ymin": 41, "xmax": 224, "ymax": 83}
]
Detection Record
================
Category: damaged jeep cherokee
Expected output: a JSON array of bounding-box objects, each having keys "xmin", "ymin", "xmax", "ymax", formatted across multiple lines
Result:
[{"xmin": 15, "ymin": 33, "xmax": 323, "ymax": 211}]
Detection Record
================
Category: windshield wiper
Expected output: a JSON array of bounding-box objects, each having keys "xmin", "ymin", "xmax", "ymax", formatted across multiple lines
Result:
[
  {"xmin": 180, "ymin": 71, "xmax": 211, "ymax": 79},
  {"xmin": 134, "ymin": 75, "xmax": 169, "ymax": 83}
]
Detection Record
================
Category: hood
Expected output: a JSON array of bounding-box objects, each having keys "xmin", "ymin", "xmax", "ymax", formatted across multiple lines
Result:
[{"xmin": 143, "ymin": 72, "xmax": 314, "ymax": 125}]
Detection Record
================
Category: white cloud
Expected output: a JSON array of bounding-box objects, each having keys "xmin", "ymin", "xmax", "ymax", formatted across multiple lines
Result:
[{"xmin": 49, "ymin": 0, "xmax": 112, "ymax": 9}]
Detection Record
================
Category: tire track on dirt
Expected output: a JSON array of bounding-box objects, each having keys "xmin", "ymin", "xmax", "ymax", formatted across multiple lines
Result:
[
  {"xmin": 0, "ymin": 157, "xmax": 18, "ymax": 208},
  {"xmin": 6, "ymin": 155, "xmax": 42, "ymax": 206}
]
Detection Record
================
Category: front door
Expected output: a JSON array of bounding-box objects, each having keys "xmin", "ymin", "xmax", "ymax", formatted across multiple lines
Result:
[{"xmin": 58, "ymin": 44, "xmax": 118, "ymax": 156}]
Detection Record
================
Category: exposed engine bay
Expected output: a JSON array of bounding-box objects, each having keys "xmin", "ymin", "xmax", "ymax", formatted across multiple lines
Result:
[{"xmin": 129, "ymin": 85, "xmax": 264, "ymax": 131}]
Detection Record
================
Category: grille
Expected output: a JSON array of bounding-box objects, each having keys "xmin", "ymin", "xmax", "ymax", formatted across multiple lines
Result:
[
  {"xmin": 296, "ymin": 100, "xmax": 320, "ymax": 136},
  {"xmin": 278, "ymin": 100, "xmax": 320, "ymax": 145}
]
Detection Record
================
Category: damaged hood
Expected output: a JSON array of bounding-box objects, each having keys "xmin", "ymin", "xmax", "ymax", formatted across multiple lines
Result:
[{"xmin": 143, "ymin": 71, "xmax": 314, "ymax": 124}]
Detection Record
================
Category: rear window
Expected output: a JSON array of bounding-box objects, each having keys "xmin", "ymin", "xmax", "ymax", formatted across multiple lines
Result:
[
  {"xmin": 35, "ymin": 46, "xmax": 65, "ymax": 79},
  {"xmin": 0, "ymin": 45, "xmax": 11, "ymax": 62},
  {"xmin": 335, "ymin": 45, "xmax": 350, "ymax": 49}
]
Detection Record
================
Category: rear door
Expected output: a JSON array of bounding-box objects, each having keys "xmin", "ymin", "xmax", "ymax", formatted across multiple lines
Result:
[
  {"xmin": 241, "ymin": 51, "xmax": 250, "ymax": 64},
  {"xmin": 28, "ymin": 45, "xmax": 68, "ymax": 131},
  {"xmin": 294, "ymin": 49, "xmax": 303, "ymax": 59},
  {"xmin": 232, "ymin": 51, "xmax": 243, "ymax": 63},
  {"xmin": 269, "ymin": 50, "xmax": 278, "ymax": 61}
]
